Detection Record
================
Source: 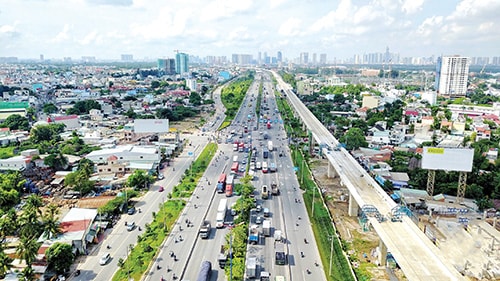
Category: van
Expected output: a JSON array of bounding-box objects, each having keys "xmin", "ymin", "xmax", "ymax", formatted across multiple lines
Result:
[{"xmin": 263, "ymin": 208, "xmax": 270, "ymax": 217}]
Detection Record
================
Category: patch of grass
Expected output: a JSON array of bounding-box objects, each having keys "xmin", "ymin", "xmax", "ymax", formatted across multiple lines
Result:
[
  {"xmin": 112, "ymin": 199, "xmax": 185, "ymax": 281},
  {"xmin": 218, "ymin": 121, "xmax": 231, "ymax": 131},
  {"xmin": 0, "ymin": 146, "xmax": 16, "ymax": 159},
  {"xmin": 171, "ymin": 142, "xmax": 217, "ymax": 198},
  {"xmin": 292, "ymin": 148, "xmax": 354, "ymax": 281}
]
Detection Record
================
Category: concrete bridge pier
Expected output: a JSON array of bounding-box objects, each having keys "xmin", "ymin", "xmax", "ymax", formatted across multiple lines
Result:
[
  {"xmin": 348, "ymin": 192, "xmax": 359, "ymax": 216},
  {"xmin": 378, "ymin": 240, "xmax": 388, "ymax": 266}
]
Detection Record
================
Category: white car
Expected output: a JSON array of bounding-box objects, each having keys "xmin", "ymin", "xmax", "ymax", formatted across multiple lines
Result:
[
  {"xmin": 99, "ymin": 253, "xmax": 111, "ymax": 265},
  {"xmin": 255, "ymin": 216, "xmax": 263, "ymax": 224}
]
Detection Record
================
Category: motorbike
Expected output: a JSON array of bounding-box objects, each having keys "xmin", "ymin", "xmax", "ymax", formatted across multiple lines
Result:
[
  {"xmin": 304, "ymin": 238, "xmax": 308, "ymax": 244},
  {"xmin": 75, "ymin": 269, "xmax": 81, "ymax": 276},
  {"xmin": 301, "ymin": 251, "xmax": 305, "ymax": 258}
]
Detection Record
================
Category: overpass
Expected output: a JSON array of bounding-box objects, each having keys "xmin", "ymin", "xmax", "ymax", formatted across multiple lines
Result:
[{"xmin": 272, "ymin": 71, "xmax": 465, "ymax": 281}]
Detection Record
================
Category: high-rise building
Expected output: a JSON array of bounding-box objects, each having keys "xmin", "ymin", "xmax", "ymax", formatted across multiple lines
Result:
[
  {"xmin": 40, "ymin": 54, "xmax": 44, "ymax": 62},
  {"xmin": 319, "ymin": 53, "xmax": 327, "ymax": 64},
  {"xmin": 300, "ymin": 52, "xmax": 309, "ymax": 65},
  {"xmin": 158, "ymin": 58, "xmax": 176, "ymax": 75},
  {"xmin": 231, "ymin": 54, "xmax": 253, "ymax": 65},
  {"xmin": 436, "ymin": 55, "xmax": 470, "ymax": 98},
  {"xmin": 312, "ymin": 53, "xmax": 317, "ymax": 65},
  {"xmin": 277, "ymin": 51, "xmax": 282, "ymax": 63},
  {"xmin": 175, "ymin": 53, "xmax": 189, "ymax": 75},
  {"xmin": 121, "ymin": 54, "xmax": 133, "ymax": 61}
]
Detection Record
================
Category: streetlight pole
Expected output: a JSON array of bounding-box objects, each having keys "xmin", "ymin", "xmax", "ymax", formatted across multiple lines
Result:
[
  {"xmin": 311, "ymin": 185, "xmax": 315, "ymax": 217},
  {"xmin": 329, "ymin": 235, "xmax": 334, "ymax": 276}
]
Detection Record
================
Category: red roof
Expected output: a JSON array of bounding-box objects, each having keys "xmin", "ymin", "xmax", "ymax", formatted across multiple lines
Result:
[
  {"xmin": 405, "ymin": 110, "xmax": 419, "ymax": 116},
  {"xmin": 60, "ymin": 219, "xmax": 92, "ymax": 233},
  {"xmin": 53, "ymin": 115, "xmax": 78, "ymax": 121}
]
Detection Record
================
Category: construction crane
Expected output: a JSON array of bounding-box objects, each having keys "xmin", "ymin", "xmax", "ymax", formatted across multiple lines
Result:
[
  {"xmin": 480, "ymin": 63, "xmax": 487, "ymax": 75},
  {"xmin": 173, "ymin": 49, "xmax": 180, "ymax": 54}
]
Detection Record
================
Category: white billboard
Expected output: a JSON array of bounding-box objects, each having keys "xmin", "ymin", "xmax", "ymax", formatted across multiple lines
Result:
[
  {"xmin": 134, "ymin": 119, "xmax": 169, "ymax": 133},
  {"xmin": 421, "ymin": 147, "xmax": 474, "ymax": 172}
]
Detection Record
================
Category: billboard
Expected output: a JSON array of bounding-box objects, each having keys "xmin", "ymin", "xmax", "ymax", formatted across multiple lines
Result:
[
  {"xmin": 421, "ymin": 147, "xmax": 474, "ymax": 172},
  {"xmin": 134, "ymin": 119, "xmax": 169, "ymax": 133}
]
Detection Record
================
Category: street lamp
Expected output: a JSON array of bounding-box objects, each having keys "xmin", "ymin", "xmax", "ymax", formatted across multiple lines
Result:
[{"xmin": 329, "ymin": 235, "xmax": 334, "ymax": 276}]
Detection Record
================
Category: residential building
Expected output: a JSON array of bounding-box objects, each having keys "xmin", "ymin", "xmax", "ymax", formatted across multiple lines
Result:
[
  {"xmin": 0, "ymin": 155, "xmax": 30, "ymax": 171},
  {"xmin": 0, "ymin": 101, "xmax": 29, "ymax": 121},
  {"xmin": 85, "ymin": 145, "xmax": 160, "ymax": 165},
  {"xmin": 48, "ymin": 115, "xmax": 80, "ymax": 131},
  {"xmin": 158, "ymin": 58, "xmax": 176, "ymax": 75},
  {"xmin": 436, "ymin": 55, "xmax": 470, "ymax": 98},
  {"xmin": 175, "ymin": 53, "xmax": 189, "ymax": 74},
  {"xmin": 362, "ymin": 95, "xmax": 379, "ymax": 109}
]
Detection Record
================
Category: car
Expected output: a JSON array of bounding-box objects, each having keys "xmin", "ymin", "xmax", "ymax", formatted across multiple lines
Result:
[
  {"xmin": 255, "ymin": 216, "xmax": 263, "ymax": 224},
  {"xmin": 158, "ymin": 186, "xmax": 164, "ymax": 192},
  {"xmin": 256, "ymin": 205, "xmax": 262, "ymax": 212},
  {"xmin": 126, "ymin": 222, "xmax": 136, "ymax": 231},
  {"xmin": 99, "ymin": 253, "xmax": 111, "ymax": 265},
  {"xmin": 127, "ymin": 207, "xmax": 136, "ymax": 215},
  {"xmin": 230, "ymin": 209, "xmax": 237, "ymax": 216},
  {"xmin": 242, "ymin": 159, "xmax": 247, "ymax": 164},
  {"xmin": 158, "ymin": 174, "xmax": 164, "ymax": 180}
]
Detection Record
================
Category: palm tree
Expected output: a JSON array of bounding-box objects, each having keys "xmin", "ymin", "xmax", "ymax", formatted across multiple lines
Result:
[
  {"xmin": 17, "ymin": 265, "xmax": 35, "ymax": 281},
  {"xmin": 0, "ymin": 209, "xmax": 18, "ymax": 239},
  {"xmin": 16, "ymin": 236, "xmax": 41, "ymax": 272},
  {"xmin": 41, "ymin": 204, "xmax": 61, "ymax": 240},
  {"xmin": 19, "ymin": 195, "xmax": 43, "ymax": 239},
  {"xmin": 0, "ymin": 243, "xmax": 13, "ymax": 278}
]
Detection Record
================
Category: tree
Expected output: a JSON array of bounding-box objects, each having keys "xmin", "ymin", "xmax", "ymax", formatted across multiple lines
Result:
[
  {"xmin": 30, "ymin": 123, "xmax": 65, "ymax": 143},
  {"xmin": 0, "ymin": 243, "xmax": 13, "ymax": 278},
  {"xmin": 126, "ymin": 170, "xmax": 153, "ymax": 190},
  {"xmin": 16, "ymin": 236, "xmax": 41, "ymax": 272},
  {"xmin": 189, "ymin": 91, "xmax": 202, "ymax": 106},
  {"xmin": 66, "ymin": 100, "xmax": 101, "ymax": 115},
  {"xmin": 43, "ymin": 103, "xmax": 58, "ymax": 114},
  {"xmin": 339, "ymin": 128, "xmax": 368, "ymax": 150},
  {"xmin": 45, "ymin": 242, "xmax": 75, "ymax": 274},
  {"xmin": 44, "ymin": 152, "xmax": 69, "ymax": 170},
  {"xmin": 41, "ymin": 203, "xmax": 61, "ymax": 240},
  {"xmin": 383, "ymin": 180, "xmax": 394, "ymax": 191},
  {"xmin": 0, "ymin": 114, "xmax": 29, "ymax": 131}
]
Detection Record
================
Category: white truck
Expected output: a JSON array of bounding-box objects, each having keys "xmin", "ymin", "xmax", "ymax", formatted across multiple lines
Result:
[
  {"xmin": 267, "ymin": 140, "xmax": 273, "ymax": 151},
  {"xmin": 263, "ymin": 220, "xmax": 271, "ymax": 237},
  {"xmin": 216, "ymin": 198, "xmax": 227, "ymax": 228},
  {"xmin": 246, "ymin": 256, "xmax": 257, "ymax": 278}
]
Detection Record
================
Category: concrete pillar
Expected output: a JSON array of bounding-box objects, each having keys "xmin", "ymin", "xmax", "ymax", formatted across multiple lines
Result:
[
  {"xmin": 378, "ymin": 240, "xmax": 388, "ymax": 266},
  {"xmin": 348, "ymin": 192, "xmax": 358, "ymax": 216}
]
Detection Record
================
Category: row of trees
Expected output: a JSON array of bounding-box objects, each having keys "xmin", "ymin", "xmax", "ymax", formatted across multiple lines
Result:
[{"xmin": 220, "ymin": 75, "xmax": 253, "ymax": 120}]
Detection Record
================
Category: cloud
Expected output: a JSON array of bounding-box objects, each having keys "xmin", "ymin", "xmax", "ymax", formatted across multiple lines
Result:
[
  {"xmin": 278, "ymin": 18, "xmax": 302, "ymax": 37},
  {"xmin": 130, "ymin": 6, "xmax": 189, "ymax": 40},
  {"xmin": 51, "ymin": 24, "xmax": 72, "ymax": 43},
  {"xmin": 200, "ymin": 0, "xmax": 253, "ymax": 21},
  {"xmin": 0, "ymin": 24, "xmax": 21, "ymax": 38},
  {"xmin": 401, "ymin": 0, "xmax": 425, "ymax": 14},
  {"xmin": 86, "ymin": 0, "xmax": 133, "ymax": 6}
]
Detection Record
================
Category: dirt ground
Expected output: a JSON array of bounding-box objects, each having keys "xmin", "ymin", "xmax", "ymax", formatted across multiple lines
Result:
[{"xmin": 309, "ymin": 158, "xmax": 396, "ymax": 280}]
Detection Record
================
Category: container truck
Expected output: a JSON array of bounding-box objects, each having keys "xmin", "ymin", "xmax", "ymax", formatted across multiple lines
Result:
[
  {"xmin": 216, "ymin": 199, "xmax": 227, "ymax": 228},
  {"xmin": 218, "ymin": 245, "xmax": 228, "ymax": 268},
  {"xmin": 248, "ymin": 225, "xmax": 259, "ymax": 244},
  {"xmin": 199, "ymin": 220, "xmax": 211, "ymax": 239},
  {"xmin": 267, "ymin": 141, "xmax": 273, "ymax": 151},
  {"xmin": 225, "ymin": 175, "xmax": 234, "ymax": 197},
  {"xmin": 246, "ymin": 256, "xmax": 257, "ymax": 278},
  {"xmin": 197, "ymin": 261, "xmax": 212, "ymax": 281},
  {"xmin": 217, "ymin": 173, "xmax": 226, "ymax": 193},
  {"xmin": 275, "ymin": 243, "xmax": 286, "ymax": 265},
  {"xmin": 263, "ymin": 220, "xmax": 271, "ymax": 236},
  {"xmin": 232, "ymin": 155, "xmax": 238, "ymax": 162}
]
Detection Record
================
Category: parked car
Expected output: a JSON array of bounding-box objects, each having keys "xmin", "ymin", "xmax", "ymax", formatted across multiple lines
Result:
[
  {"xmin": 127, "ymin": 207, "xmax": 136, "ymax": 215},
  {"xmin": 99, "ymin": 253, "xmax": 111, "ymax": 265},
  {"xmin": 126, "ymin": 222, "xmax": 136, "ymax": 231}
]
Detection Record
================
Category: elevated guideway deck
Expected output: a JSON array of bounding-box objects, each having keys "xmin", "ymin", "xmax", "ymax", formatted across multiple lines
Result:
[{"xmin": 272, "ymin": 71, "xmax": 465, "ymax": 281}]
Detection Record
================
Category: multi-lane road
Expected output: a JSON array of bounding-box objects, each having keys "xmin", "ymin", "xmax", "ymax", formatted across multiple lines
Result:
[{"xmin": 272, "ymin": 70, "xmax": 465, "ymax": 281}]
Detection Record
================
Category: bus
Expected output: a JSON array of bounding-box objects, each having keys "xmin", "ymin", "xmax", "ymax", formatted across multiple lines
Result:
[
  {"xmin": 196, "ymin": 261, "xmax": 212, "ymax": 281},
  {"xmin": 231, "ymin": 162, "xmax": 239, "ymax": 172},
  {"xmin": 262, "ymin": 162, "xmax": 268, "ymax": 173},
  {"xmin": 217, "ymin": 173, "xmax": 227, "ymax": 193},
  {"xmin": 225, "ymin": 175, "xmax": 234, "ymax": 197}
]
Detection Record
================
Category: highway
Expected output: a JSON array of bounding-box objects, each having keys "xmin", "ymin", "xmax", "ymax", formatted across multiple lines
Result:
[
  {"xmin": 272, "ymin": 71, "xmax": 465, "ymax": 281},
  {"xmin": 72, "ymin": 85, "xmax": 226, "ymax": 281}
]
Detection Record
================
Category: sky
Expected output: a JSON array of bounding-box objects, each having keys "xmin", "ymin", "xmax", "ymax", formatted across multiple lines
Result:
[{"xmin": 0, "ymin": 0, "xmax": 499, "ymax": 61}]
